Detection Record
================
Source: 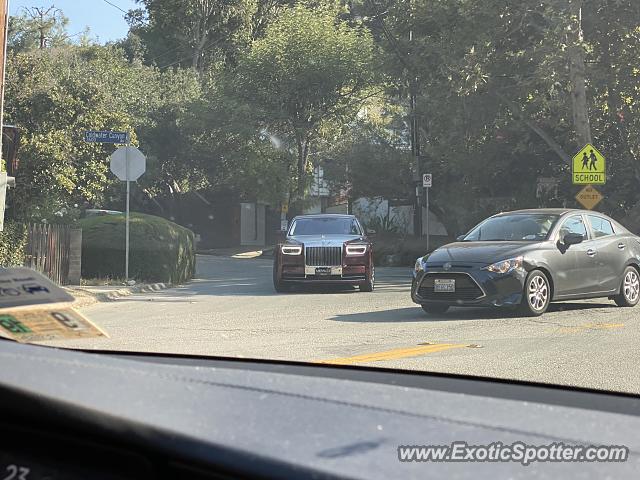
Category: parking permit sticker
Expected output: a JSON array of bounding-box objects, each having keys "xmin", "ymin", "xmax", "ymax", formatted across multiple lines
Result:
[
  {"xmin": 0, "ymin": 308, "xmax": 107, "ymax": 342},
  {"xmin": 0, "ymin": 268, "xmax": 74, "ymax": 309}
]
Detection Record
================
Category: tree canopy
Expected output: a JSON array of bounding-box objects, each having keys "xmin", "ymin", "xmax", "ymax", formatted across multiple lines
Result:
[{"xmin": 4, "ymin": 0, "xmax": 640, "ymax": 234}]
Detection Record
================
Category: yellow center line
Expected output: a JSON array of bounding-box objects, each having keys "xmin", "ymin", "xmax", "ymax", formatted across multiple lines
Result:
[
  {"xmin": 315, "ymin": 343, "xmax": 468, "ymax": 366},
  {"xmin": 557, "ymin": 322, "xmax": 624, "ymax": 334},
  {"xmin": 583, "ymin": 322, "xmax": 624, "ymax": 329}
]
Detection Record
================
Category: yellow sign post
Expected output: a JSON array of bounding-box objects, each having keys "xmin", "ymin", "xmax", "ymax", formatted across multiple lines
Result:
[
  {"xmin": 572, "ymin": 144, "xmax": 606, "ymax": 185},
  {"xmin": 575, "ymin": 185, "xmax": 604, "ymax": 210}
]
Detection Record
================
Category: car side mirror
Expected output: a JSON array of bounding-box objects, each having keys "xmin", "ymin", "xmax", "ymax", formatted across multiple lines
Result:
[
  {"xmin": 563, "ymin": 233, "xmax": 584, "ymax": 246},
  {"xmin": 366, "ymin": 229, "xmax": 377, "ymax": 235},
  {"xmin": 456, "ymin": 235, "xmax": 465, "ymax": 242}
]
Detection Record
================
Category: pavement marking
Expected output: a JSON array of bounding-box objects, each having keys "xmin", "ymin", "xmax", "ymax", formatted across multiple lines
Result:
[
  {"xmin": 315, "ymin": 343, "xmax": 468, "ymax": 365},
  {"xmin": 557, "ymin": 322, "xmax": 624, "ymax": 334}
]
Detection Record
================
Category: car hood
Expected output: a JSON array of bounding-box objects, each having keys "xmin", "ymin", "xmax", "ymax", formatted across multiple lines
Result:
[
  {"xmin": 426, "ymin": 241, "xmax": 538, "ymax": 265},
  {"xmin": 288, "ymin": 234, "xmax": 364, "ymax": 247}
]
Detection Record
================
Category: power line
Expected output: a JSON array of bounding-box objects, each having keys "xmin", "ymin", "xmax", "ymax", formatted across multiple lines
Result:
[{"xmin": 102, "ymin": 0, "xmax": 128, "ymax": 15}]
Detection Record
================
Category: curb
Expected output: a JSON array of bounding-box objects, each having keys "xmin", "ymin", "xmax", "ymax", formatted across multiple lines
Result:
[{"xmin": 67, "ymin": 283, "xmax": 169, "ymax": 309}]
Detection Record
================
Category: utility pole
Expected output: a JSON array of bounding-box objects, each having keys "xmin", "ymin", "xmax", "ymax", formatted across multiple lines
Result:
[
  {"xmin": 0, "ymin": 0, "xmax": 7, "ymax": 155},
  {"xmin": 0, "ymin": 0, "xmax": 10, "ymax": 232},
  {"xmin": 409, "ymin": 0, "xmax": 422, "ymax": 238},
  {"xmin": 410, "ymin": 82, "xmax": 422, "ymax": 238},
  {"xmin": 567, "ymin": 0, "xmax": 591, "ymax": 146}
]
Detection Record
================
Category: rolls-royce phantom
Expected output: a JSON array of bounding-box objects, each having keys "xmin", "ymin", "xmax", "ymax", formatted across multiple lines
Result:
[{"xmin": 273, "ymin": 214, "xmax": 375, "ymax": 292}]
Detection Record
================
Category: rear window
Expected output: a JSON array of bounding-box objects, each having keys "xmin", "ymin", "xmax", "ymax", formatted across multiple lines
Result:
[{"xmin": 587, "ymin": 215, "xmax": 615, "ymax": 238}]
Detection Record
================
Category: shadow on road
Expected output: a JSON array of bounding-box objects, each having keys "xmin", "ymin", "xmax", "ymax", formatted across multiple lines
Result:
[
  {"xmin": 111, "ymin": 275, "xmax": 411, "ymax": 300},
  {"xmin": 330, "ymin": 301, "xmax": 617, "ymax": 323}
]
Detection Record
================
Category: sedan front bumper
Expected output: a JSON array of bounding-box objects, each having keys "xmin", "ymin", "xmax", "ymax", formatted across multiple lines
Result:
[
  {"xmin": 280, "ymin": 261, "xmax": 368, "ymax": 284},
  {"xmin": 411, "ymin": 267, "xmax": 527, "ymax": 307}
]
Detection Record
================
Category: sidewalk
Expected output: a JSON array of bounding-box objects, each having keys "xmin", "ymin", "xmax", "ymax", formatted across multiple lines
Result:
[{"xmin": 66, "ymin": 282, "xmax": 169, "ymax": 309}]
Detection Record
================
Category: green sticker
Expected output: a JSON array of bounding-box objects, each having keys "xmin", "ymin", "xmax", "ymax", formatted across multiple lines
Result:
[{"xmin": 0, "ymin": 315, "xmax": 32, "ymax": 334}]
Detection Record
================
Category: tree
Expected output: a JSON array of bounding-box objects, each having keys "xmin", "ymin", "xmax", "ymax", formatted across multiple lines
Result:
[
  {"xmin": 232, "ymin": 4, "xmax": 376, "ymax": 209},
  {"xmin": 4, "ymin": 45, "xmax": 162, "ymax": 222},
  {"xmin": 126, "ymin": 0, "xmax": 258, "ymax": 73},
  {"xmin": 8, "ymin": 7, "xmax": 73, "ymax": 52},
  {"xmin": 344, "ymin": 0, "xmax": 640, "ymax": 234}
]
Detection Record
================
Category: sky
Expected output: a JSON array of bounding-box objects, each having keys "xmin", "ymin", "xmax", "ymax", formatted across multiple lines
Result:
[{"xmin": 9, "ymin": 0, "xmax": 139, "ymax": 43}]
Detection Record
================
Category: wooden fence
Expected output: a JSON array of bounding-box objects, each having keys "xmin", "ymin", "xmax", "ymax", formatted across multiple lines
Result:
[{"xmin": 24, "ymin": 224, "xmax": 72, "ymax": 285}]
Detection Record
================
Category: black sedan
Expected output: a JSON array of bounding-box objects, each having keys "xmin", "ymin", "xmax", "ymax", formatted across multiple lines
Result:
[{"xmin": 412, "ymin": 208, "xmax": 640, "ymax": 316}]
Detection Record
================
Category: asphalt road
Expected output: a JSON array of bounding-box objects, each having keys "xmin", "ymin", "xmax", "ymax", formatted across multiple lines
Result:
[{"xmin": 46, "ymin": 255, "xmax": 640, "ymax": 394}]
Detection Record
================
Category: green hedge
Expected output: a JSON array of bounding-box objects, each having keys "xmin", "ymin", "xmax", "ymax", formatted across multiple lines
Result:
[
  {"xmin": 79, "ymin": 213, "xmax": 196, "ymax": 283},
  {"xmin": 0, "ymin": 223, "xmax": 27, "ymax": 267}
]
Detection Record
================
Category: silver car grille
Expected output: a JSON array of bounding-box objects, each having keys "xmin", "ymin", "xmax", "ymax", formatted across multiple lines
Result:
[{"xmin": 305, "ymin": 246, "xmax": 342, "ymax": 266}]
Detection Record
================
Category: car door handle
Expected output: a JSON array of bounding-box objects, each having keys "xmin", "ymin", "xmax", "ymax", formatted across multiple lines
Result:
[
  {"xmin": 587, "ymin": 249, "xmax": 597, "ymax": 257},
  {"xmin": 618, "ymin": 243, "xmax": 626, "ymax": 250}
]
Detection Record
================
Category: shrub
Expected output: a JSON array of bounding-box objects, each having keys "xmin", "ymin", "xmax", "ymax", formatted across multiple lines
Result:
[
  {"xmin": 0, "ymin": 222, "xmax": 28, "ymax": 267},
  {"xmin": 79, "ymin": 213, "xmax": 195, "ymax": 283},
  {"xmin": 364, "ymin": 214, "xmax": 400, "ymax": 234}
]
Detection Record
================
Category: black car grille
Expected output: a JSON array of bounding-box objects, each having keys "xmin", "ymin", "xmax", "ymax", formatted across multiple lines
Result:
[
  {"xmin": 418, "ymin": 273, "xmax": 484, "ymax": 301},
  {"xmin": 305, "ymin": 246, "xmax": 342, "ymax": 266}
]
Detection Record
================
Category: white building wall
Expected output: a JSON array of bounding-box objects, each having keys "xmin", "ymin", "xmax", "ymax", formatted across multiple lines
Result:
[
  {"xmin": 240, "ymin": 202, "xmax": 266, "ymax": 246},
  {"xmin": 352, "ymin": 197, "xmax": 447, "ymax": 236}
]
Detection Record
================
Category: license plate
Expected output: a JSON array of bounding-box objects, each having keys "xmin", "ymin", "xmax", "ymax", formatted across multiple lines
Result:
[
  {"xmin": 434, "ymin": 279, "xmax": 456, "ymax": 292},
  {"xmin": 305, "ymin": 266, "xmax": 342, "ymax": 276}
]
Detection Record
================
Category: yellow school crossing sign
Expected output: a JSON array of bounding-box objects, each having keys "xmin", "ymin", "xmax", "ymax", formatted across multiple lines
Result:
[{"xmin": 572, "ymin": 143, "xmax": 606, "ymax": 185}]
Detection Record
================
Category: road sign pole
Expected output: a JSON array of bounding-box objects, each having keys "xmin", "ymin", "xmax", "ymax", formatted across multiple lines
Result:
[
  {"xmin": 107, "ymin": 139, "xmax": 146, "ymax": 282},
  {"xmin": 425, "ymin": 186, "xmax": 430, "ymax": 252},
  {"xmin": 125, "ymin": 143, "xmax": 130, "ymax": 281}
]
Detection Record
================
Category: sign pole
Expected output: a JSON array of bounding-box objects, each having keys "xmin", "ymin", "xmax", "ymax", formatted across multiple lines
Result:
[
  {"xmin": 125, "ymin": 140, "xmax": 130, "ymax": 281},
  {"xmin": 425, "ymin": 186, "xmax": 430, "ymax": 252}
]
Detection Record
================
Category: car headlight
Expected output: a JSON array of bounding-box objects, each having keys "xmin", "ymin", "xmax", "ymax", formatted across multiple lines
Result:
[
  {"xmin": 484, "ymin": 256, "xmax": 524, "ymax": 274},
  {"xmin": 345, "ymin": 244, "xmax": 368, "ymax": 256},
  {"xmin": 414, "ymin": 257, "xmax": 425, "ymax": 273},
  {"xmin": 281, "ymin": 244, "xmax": 302, "ymax": 255}
]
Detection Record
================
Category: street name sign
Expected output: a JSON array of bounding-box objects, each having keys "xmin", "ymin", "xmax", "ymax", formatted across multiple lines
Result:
[
  {"xmin": 572, "ymin": 143, "xmax": 606, "ymax": 185},
  {"xmin": 84, "ymin": 130, "xmax": 129, "ymax": 144},
  {"xmin": 575, "ymin": 185, "xmax": 604, "ymax": 210}
]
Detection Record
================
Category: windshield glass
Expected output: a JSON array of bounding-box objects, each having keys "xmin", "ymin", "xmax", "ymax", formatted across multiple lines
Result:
[
  {"xmin": 1, "ymin": 0, "xmax": 640, "ymax": 403},
  {"xmin": 463, "ymin": 214, "xmax": 560, "ymax": 241},
  {"xmin": 290, "ymin": 218, "xmax": 360, "ymax": 236}
]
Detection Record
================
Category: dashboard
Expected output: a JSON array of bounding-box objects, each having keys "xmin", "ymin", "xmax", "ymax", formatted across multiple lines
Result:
[{"xmin": 1, "ymin": 339, "xmax": 639, "ymax": 479}]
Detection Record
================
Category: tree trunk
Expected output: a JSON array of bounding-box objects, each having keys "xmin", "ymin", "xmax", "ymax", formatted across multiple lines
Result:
[
  {"xmin": 192, "ymin": 34, "xmax": 208, "ymax": 72},
  {"xmin": 494, "ymin": 91, "xmax": 571, "ymax": 165},
  {"xmin": 296, "ymin": 136, "xmax": 309, "ymax": 197},
  {"xmin": 567, "ymin": 0, "xmax": 592, "ymax": 146}
]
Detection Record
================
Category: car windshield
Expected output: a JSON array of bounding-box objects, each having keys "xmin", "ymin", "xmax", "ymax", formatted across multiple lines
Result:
[
  {"xmin": 463, "ymin": 214, "xmax": 560, "ymax": 242},
  {"xmin": 1, "ymin": 0, "xmax": 640, "ymax": 404},
  {"xmin": 290, "ymin": 218, "xmax": 359, "ymax": 236}
]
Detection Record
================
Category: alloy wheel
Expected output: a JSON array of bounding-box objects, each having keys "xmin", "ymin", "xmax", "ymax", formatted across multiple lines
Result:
[
  {"xmin": 528, "ymin": 275, "xmax": 548, "ymax": 311},
  {"xmin": 623, "ymin": 269, "xmax": 640, "ymax": 303}
]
